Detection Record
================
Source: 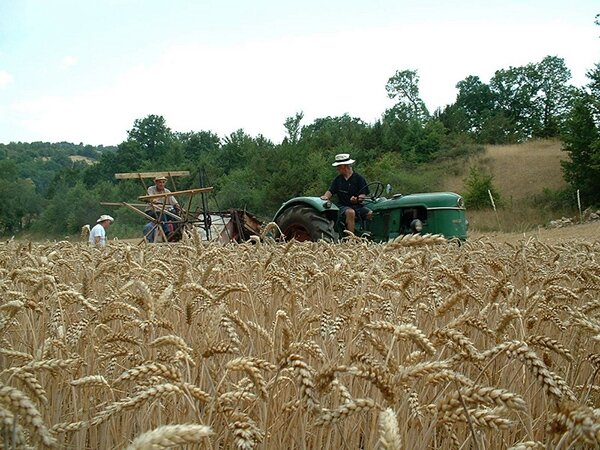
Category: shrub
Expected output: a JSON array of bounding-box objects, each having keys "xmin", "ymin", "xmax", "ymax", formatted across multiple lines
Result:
[{"xmin": 463, "ymin": 166, "xmax": 503, "ymax": 209}]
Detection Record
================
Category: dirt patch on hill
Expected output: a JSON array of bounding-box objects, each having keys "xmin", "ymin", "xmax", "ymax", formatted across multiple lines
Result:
[
  {"xmin": 69, "ymin": 155, "xmax": 97, "ymax": 165},
  {"xmin": 472, "ymin": 221, "xmax": 599, "ymax": 245}
]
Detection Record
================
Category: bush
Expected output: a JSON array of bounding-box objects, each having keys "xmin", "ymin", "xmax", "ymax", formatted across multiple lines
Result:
[{"xmin": 463, "ymin": 166, "xmax": 503, "ymax": 210}]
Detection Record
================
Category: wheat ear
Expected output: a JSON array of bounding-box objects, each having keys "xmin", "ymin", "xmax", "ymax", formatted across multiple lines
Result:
[
  {"xmin": 314, "ymin": 398, "xmax": 380, "ymax": 426},
  {"xmin": 0, "ymin": 384, "xmax": 57, "ymax": 447},
  {"xmin": 378, "ymin": 407, "xmax": 402, "ymax": 450},
  {"xmin": 126, "ymin": 423, "xmax": 213, "ymax": 449}
]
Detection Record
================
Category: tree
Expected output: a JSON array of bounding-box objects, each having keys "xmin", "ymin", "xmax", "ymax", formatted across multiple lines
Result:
[
  {"xmin": 528, "ymin": 56, "xmax": 573, "ymax": 137},
  {"xmin": 453, "ymin": 75, "xmax": 496, "ymax": 136},
  {"xmin": 561, "ymin": 94, "xmax": 600, "ymax": 206},
  {"xmin": 462, "ymin": 166, "xmax": 503, "ymax": 210},
  {"xmin": 399, "ymin": 120, "xmax": 445, "ymax": 163},
  {"xmin": 489, "ymin": 56, "xmax": 574, "ymax": 140},
  {"xmin": 385, "ymin": 69, "xmax": 429, "ymax": 122},
  {"xmin": 299, "ymin": 114, "xmax": 370, "ymax": 152},
  {"xmin": 218, "ymin": 129, "xmax": 263, "ymax": 175},
  {"xmin": 177, "ymin": 131, "xmax": 221, "ymax": 162},
  {"xmin": 283, "ymin": 112, "xmax": 304, "ymax": 144},
  {"xmin": 489, "ymin": 65, "xmax": 532, "ymax": 140},
  {"xmin": 586, "ymin": 62, "xmax": 600, "ymax": 125},
  {"xmin": 0, "ymin": 160, "xmax": 44, "ymax": 234},
  {"xmin": 127, "ymin": 115, "xmax": 173, "ymax": 162}
]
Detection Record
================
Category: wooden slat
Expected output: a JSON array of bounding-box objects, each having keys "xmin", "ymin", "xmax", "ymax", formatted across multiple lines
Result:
[
  {"xmin": 115, "ymin": 171, "xmax": 190, "ymax": 180},
  {"xmin": 101, "ymin": 201, "xmax": 182, "ymax": 220},
  {"xmin": 138, "ymin": 187, "xmax": 213, "ymax": 201},
  {"xmin": 100, "ymin": 202, "xmax": 148, "ymax": 207}
]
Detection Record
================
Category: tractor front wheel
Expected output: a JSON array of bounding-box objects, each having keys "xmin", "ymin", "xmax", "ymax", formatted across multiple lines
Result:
[{"xmin": 276, "ymin": 205, "xmax": 337, "ymax": 242}]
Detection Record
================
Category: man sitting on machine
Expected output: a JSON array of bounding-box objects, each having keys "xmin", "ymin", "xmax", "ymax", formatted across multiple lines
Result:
[{"xmin": 144, "ymin": 175, "xmax": 182, "ymax": 241}]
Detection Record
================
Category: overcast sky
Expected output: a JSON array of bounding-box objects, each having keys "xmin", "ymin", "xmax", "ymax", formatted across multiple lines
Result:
[{"xmin": 0, "ymin": 0, "xmax": 598, "ymax": 146}]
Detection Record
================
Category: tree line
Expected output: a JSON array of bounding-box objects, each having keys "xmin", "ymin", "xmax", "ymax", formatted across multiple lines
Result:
[{"xmin": 0, "ymin": 52, "xmax": 599, "ymax": 238}]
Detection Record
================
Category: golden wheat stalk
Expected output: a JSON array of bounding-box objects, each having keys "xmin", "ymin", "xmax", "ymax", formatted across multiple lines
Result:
[
  {"xmin": 284, "ymin": 353, "xmax": 321, "ymax": 413},
  {"xmin": 395, "ymin": 361, "xmax": 450, "ymax": 384},
  {"xmin": 224, "ymin": 411, "xmax": 263, "ymax": 449},
  {"xmin": 378, "ymin": 407, "xmax": 402, "ymax": 450},
  {"xmin": 507, "ymin": 441, "xmax": 544, "ymax": 450},
  {"xmin": 438, "ymin": 386, "xmax": 527, "ymax": 413},
  {"xmin": 365, "ymin": 321, "xmax": 436, "ymax": 355},
  {"xmin": 149, "ymin": 335, "xmax": 194, "ymax": 354},
  {"xmin": 70, "ymin": 375, "xmax": 110, "ymax": 388},
  {"xmin": 441, "ymin": 407, "xmax": 512, "ymax": 429},
  {"xmin": 114, "ymin": 363, "xmax": 182, "ymax": 384},
  {"xmin": 314, "ymin": 398, "xmax": 380, "ymax": 426},
  {"xmin": 0, "ymin": 384, "xmax": 57, "ymax": 447},
  {"xmin": 125, "ymin": 423, "xmax": 213, "ymax": 450},
  {"xmin": 90, "ymin": 383, "xmax": 183, "ymax": 427},
  {"xmin": 225, "ymin": 357, "xmax": 276, "ymax": 399}
]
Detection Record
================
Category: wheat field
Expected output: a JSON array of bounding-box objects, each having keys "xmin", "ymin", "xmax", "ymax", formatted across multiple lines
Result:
[{"xmin": 1, "ymin": 233, "xmax": 599, "ymax": 449}]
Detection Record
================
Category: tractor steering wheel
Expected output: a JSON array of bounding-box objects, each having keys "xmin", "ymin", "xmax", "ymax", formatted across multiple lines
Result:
[{"xmin": 360, "ymin": 182, "xmax": 385, "ymax": 200}]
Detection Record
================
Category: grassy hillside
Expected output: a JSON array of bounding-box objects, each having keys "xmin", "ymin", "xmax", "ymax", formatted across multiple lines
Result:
[{"xmin": 441, "ymin": 139, "xmax": 575, "ymax": 232}]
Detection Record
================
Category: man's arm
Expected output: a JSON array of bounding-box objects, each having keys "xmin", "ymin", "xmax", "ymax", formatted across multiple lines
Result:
[
  {"xmin": 321, "ymin": 178, "xmax": 338, "ymax": 200},
  {"xmin": 355, "ymin": 175, "xmax": 369, "ymax": 203},
  {"xmin": 320, "ymin": 190, "xmax": 332, "ymax": 200},
  {"xmin": 168, "ymin": 195, "xmax": 181, "ymax": 211}
]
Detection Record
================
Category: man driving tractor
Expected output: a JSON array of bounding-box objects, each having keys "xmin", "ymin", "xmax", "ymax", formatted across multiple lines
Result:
[{"xmin": 320, "ymin": 153, "xmax": 372, "ymax": 234}]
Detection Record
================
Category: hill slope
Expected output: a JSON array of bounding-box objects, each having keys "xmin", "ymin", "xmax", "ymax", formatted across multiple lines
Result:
[
  {"xmin": 443, "ymin": 139, "xmax": 566, "ymax": 202},
  {"xmin": 439, "ymin": 139, "xmax": 578, "ymax": 232}
]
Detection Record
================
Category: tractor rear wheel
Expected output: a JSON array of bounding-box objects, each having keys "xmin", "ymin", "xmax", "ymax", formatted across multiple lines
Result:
[{"xmin": 276, "ymin": 205, "xmax": 337, "ymax": 242}]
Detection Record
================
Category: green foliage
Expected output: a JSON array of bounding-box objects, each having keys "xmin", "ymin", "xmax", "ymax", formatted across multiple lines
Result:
[
  {"xmin": 462, "ymin": 166, "xmax": 503, "ymax": 210},
  {"xmin": 529, "ymin": 56, "xmax": 573, "ymax": 138},
  {"xmin": 445, "ymin": 56, "xmax": 575, "ymax": 144},
  {"xmin": 283, "ymin": 112, "xmax": 304, "ymax": 144},
  {"xmin": 127, "ymin": 114, "xmax": 173, "ymax": 162},
  {"xmin": 178, "ymin": 130, "xmax": 221, "ymax": 163},
  {"xmin": 385, "ymin": 69, "xmax": 429, "ymax": 122},
  {"xmin": 530, "ymin": 187, "xmax": 575, "ymax": 211},
  {"xmin": 363, "ymin": 153, "xmax": 445, "ymax": 195},
  {"xmin": 560, "ymin": 94, "xmax": 600, "ymax": 206},
  {"xmin": 453, "ymin": 75, "xmax": 496, "ymax": 135},
  {"xmin": 31, "ymin": 182, "xmax": 96, "ymax": 235},
  {"xmin": 0, "ymin": 178, "xmax": 44, "ymax": 235},
  {"xmin": 299, "ymin": 114, "xmax": 371, "ymax": 152}
]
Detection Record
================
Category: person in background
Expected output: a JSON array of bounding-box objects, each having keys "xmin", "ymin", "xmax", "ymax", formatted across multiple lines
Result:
[
  {"xmin": 146, "ymin": 176, "xmax": 181, "ymax": 217},
  {"xmin": 320, "ymin": 153, "xmax": 372, "ymax": 234},
  {"xmin": 89, "ymin": 215, "xmax": 114, "ymax": 248},
  {"xmin": 144, "ymin": 176, "xmax": 182, "ymax": 242}
]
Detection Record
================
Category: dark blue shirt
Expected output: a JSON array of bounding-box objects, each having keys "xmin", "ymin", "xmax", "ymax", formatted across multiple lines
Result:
[{"xmin": 328, "ymin": 172, "xmax": 369, "ymax": 207}]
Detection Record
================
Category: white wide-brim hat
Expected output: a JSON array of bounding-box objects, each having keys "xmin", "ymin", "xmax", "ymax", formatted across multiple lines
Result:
[
  {"xmin": 332, "ymin": 153, "xmax": 355, "ymax": 166},
  {"xmin": 97, "ymin": 215, "xmax": 115, "ymax": 223}
]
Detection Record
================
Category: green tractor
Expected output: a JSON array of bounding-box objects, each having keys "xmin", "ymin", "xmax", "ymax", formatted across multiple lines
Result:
[{"xmin": 273, "ymin": 182, "xmax": 468, "ymax": 242}]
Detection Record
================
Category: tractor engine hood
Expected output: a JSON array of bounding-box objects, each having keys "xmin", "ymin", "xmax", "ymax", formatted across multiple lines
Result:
[{"xmin": 368, "ymin": 192, "xmax": 465, "ymax": 211}]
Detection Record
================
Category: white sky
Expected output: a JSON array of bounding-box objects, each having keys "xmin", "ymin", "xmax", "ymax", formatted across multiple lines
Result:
[{"xmin": 0, "ymin": 0, "xmax": 598, "ymax": 146}]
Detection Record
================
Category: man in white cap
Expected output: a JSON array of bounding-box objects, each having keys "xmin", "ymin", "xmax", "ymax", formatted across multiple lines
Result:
[
  {"xmin": 89, "ymin": 215, "xmax": 114, "ymax": 248},
  {"xmin": 320, "ymin": 153, "xmax": 372, "ymax": 234},
  {"xmin": 146, "ymin": 175, "xmax": 181, "ymax": 217},
  {"xmin": 144, "ymin": 175, "xmax": 182, "ymax": 241},
  {"xmin": 147, "ymin": 175, "xmax": 180, "ymax": 211}
]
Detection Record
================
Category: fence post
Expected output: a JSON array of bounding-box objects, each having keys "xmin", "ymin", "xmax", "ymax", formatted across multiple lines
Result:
[{"xmin": 488, "ymin": 189, "xmax": 501, "ymax": 231}]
